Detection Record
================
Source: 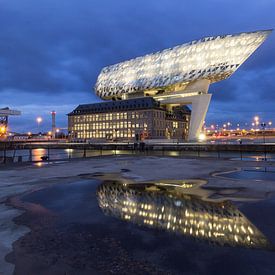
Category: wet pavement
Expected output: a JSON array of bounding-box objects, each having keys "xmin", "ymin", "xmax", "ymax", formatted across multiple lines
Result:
[{"xmin": 7, "ymin": 175, "xmax": 275, "ymax": 275}]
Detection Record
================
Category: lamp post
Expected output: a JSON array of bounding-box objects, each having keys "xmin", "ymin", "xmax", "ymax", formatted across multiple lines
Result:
[
  {"xmin": 36, "ymin": 117, "xmax": 42, "ymax": 134},
  {"xmin": 254, "ymin": 116, "xmax": 259, "ymax": 142},
  {"xmin": 261, "ymin": 122, "xmax": 266, "ymax": 144},
  {"xmin": 261, "ymin": 122, "xmax": 267, "ymax": 161}
]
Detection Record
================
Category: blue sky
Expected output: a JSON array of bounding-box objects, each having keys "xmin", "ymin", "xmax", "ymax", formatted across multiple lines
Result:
[{"xmin": 0, "ymin": 0, "xmax": 274, "ymax": 132}]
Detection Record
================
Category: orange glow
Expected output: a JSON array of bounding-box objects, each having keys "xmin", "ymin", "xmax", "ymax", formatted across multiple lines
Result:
[
  {"xmin": 0, "ymin": 126, "xmax": 6, "ymax": 133},
  {"xmin": 32, "ymin": 148, "xmax": 46, "ymax": 162}
]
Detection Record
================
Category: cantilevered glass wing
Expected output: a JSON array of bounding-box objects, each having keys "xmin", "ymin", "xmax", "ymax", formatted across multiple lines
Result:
[{"xmin": 95, "ymin": 30, "xmax": 271, "ymax": 99}]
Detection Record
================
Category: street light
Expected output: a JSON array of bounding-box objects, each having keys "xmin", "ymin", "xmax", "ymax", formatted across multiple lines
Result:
[
  {"xmin": 198, "ymin": 133, "xmax": 206, "ymax": 142},
  {"xmin": 253, "ymin": 116, "xmax": 260, "ymax": 141},
  {"xmin": 254, "ymin": 116, "xmax": 259, "ymax": 126},
  {"xmin": 36, "ymin": 117, "xmax": 42, "ymax": 134},
  {"xmin": 261, "ymin": 122, "xmax": 267, "ymax": 161},
  {"xmin": 37, "ymin": 117, "xmax": 42, "ymax": 124}
]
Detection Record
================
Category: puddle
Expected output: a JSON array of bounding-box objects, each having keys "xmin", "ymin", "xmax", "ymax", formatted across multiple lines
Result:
[
  {"xmin": 97, "ymin": 179, "xmax": 270, "ymax": 249},
  {"xmin": 217, "ymin": 167, "xmax": 275, "ymax": 181},
  {"xmin": 9, "ymin": 176, "xmax": 275, "ymax": 275},
  {"xmin": 32, "ymin": 160, "xmax": 69, "ymax": 167},
  {"xmin": 231, "ymin": 157, "xmax": 275, "ymax": 162}
]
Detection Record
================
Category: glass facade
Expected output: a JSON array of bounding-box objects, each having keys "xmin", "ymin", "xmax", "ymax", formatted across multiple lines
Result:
[{"xmin": 95, "ymin": 30, "xmax": 271, "ymax": 100}]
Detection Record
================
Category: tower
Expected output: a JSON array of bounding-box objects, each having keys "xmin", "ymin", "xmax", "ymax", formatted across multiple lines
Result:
[{"xmin": 51, "ymin": 111, "xmax": 56, "ymax": 139}]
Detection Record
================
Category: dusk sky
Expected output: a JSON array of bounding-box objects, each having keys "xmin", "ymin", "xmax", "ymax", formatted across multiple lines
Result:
[{"xmin": 1, "ymin": 0, "xmax": 274, "ymax": 133}]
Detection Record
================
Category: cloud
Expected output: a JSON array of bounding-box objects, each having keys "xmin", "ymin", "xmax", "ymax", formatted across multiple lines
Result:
[{"xmin": 0, "ymin": 0, "xmax": 274, "ymax": 131}]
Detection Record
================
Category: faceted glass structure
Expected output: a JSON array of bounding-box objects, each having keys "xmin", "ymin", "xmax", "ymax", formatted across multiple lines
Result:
[
  {"xmin": 95, "ymin": 30, "xmax": 271, "ymax": 99},
  {"xmin": 94, "ymin": 30, "xmax": 271, "ymax": 141}
]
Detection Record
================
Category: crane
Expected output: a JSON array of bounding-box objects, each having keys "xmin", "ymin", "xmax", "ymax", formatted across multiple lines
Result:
[{"xmin": 0, "ymin": 107, "xmax": 21, "ymax": 136}]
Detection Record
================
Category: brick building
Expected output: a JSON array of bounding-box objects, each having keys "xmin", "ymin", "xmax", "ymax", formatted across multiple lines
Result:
[{"xmin": 68, "ymin": 97, "xmax": 190, "ymax": 141}]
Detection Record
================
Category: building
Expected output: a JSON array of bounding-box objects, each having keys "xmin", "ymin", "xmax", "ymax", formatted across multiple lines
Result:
[
  {"xmin": 68, "ymin": 97, "xmax": 190, "ymax": 141},
  {"xmin": 95, "ymin": 30, "xmax": 272, "ymax": 141},
  {"xmin": 97, "ymin": 179, "xmax": 271, "ymax": 249}
]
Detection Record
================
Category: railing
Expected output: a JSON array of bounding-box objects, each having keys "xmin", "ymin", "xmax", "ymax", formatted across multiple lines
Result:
[{"xmin": 0, "ymin": 143, "xmax": 274, "ymax": 165}]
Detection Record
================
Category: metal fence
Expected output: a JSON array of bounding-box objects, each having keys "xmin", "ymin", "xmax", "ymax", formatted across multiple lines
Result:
[{"xmin": 0, "ymin": 144, "xmax": 275, "ymax": 165}]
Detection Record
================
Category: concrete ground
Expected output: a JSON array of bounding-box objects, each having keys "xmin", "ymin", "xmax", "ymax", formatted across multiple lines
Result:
[{"xmin": 1, "ymin": 155, "xmax": 275, "ymax": 274}]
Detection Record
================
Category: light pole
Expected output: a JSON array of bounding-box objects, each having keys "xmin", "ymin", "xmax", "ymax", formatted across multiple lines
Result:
[
  {"xmin": 254, "ymin": 116, "xmax": 259, "ymax": 142},
  {"xmin": 261, "ymin": 122, "xmax": 267, "ymax": 161},
  {"xmin": 261, "ymin": 122, "xmax": 266, "ymax": 144},
  {"xmin": 36, "ymin": 117, "xmax": 42, "ymax": 134}
]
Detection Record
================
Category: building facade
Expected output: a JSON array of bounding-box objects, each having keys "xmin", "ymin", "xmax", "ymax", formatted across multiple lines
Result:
[
  {"xmin": 95, "ymin": 30, "xmax": 271, "ymax": 140},
  {"xmin": 68, "ymin": 97, "xmax": 190, "ymax": 141},
  {"xmin": 69, "ymin": 30, "xmax": 271, "ymax": 141}
]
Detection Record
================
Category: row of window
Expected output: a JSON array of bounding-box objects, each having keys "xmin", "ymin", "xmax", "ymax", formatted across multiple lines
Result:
[
  {"xmin": 70, "ymin": 121, "xmax": 187, "ymax": 132},
  {"xmin": 72, "ymin": 122, "xmax": 148, "ymax": 131},
  {"xmin": 70, "ymin": 110, "xmax": 171, "ymax": 123},
  {"xmin": 70, "ymin": 111, "xmax": 153, "ymax": 123},
  {"xmin": 72, "ymin": 128, "xmax": 185, "ymax": 139},
  {"xmin": 77, "ymin": 131, "xmax": 136, "ymax": 139}
]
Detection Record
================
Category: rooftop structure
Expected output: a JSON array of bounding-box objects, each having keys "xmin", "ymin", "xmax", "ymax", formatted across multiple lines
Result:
[
  {"xmin": 95, "ymin": 30, "xmax": 272, "ymax": 140},
  {"xmin": 70, "ymin": 97, "xmax": 161, "ymax": 115}
]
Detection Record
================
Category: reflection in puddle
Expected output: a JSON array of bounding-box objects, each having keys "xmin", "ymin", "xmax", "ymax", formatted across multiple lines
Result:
[
  {"xmin": 34, "ymin": 162, "xmax": 43, "ymax": 167},
  {"xmin": 32, "ymin": 148, "xmax": 47, "ymax": 162},
  {"xmin": 33, "ymin": 160, "xmax": 68, "ymax": 167},
  {"xmin": 97, "ymin": 179, "xmax": 271, "ymax": 250},
  {"xmin": 217, "ymin": 167, "xmax": 275, "ymax": 181},
  {"xmin": 231, "ymin": 156, "xmax": 275, "ymax": 162}
]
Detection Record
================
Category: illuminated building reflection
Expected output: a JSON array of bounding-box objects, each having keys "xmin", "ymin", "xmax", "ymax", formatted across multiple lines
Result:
[
  {"xmin": 97, "ymin": 179, "xmax": 271, "ymax": 249},
  {"xmin": 32, "ymin": 148, "xmax": 46, "ymax": 162}
]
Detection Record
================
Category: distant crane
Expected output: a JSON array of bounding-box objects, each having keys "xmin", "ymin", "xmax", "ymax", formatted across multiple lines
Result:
[{"xmin": 0, "ymin": 107, "xmax": 21, "ymax": 136}]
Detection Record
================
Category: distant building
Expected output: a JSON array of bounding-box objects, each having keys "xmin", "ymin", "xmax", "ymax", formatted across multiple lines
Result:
[{"xmin": 68, "ymin": 97, "xmax": 190, "ymax": 141}]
